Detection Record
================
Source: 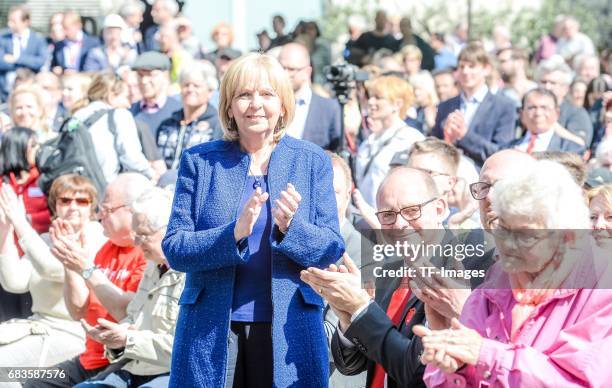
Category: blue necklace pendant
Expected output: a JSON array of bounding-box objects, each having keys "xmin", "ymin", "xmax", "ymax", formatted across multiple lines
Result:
[{"xmin": 253, "ymin": 179, "xmax": 261, "ymax": 189}]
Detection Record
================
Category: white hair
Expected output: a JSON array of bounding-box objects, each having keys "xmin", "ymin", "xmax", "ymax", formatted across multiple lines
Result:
[
  {"xmin": 536, "ymin": 55, "xmax": 573, "ymax": 85},
  {"xmin": 130, "ymin": 187, "xmax": 173, "ymax": 230},
  {"xmin": 572, "ymin": 54, "xmax": 599, "ymax": 72},
  {"xmin": 493, "ymin": 160, "xmax": 590, "ymax": 229},
  {"xmin": 108, "ymin": 173, "xmax": 155, "ymax": 207},
  {"xmin": 347, "ymin": 15, "xmax": 367, "ymax": 31},
  {"xmin": 119, "ymin": 0, "xmax": 145, "ymax": 17},
  {"xmin": 179, "ymin": 60, "xmax": 218, "ymax": 91}
]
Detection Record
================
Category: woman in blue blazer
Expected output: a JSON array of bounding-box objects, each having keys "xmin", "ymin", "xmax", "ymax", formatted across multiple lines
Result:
[{"xmin": 162, "ymin": 52, "xmax": 345, "ymax": 387}]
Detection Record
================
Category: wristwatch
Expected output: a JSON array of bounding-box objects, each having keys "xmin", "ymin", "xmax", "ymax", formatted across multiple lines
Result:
[{"xmin": 81, "ymin": 265, "xmax": 98, "ymax": 280}]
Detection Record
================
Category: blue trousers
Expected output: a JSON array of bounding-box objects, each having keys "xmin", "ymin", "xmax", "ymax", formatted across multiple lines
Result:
[{"xmin": 73, "ymin": 370, "xmax": 170, "ymax": 388}]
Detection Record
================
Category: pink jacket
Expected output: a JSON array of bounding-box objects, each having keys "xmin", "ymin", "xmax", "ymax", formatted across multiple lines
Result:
[{"xmin": 424, "ymin": 246, "xmax": 612, "ymax": 388}]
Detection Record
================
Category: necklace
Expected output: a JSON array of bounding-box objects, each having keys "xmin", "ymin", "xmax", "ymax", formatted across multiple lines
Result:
[
  {"xmin": 247, "ymin": 143, "xmax": 274, "ymax": 189},
  {"xmin": 248, "ymin": 163, "xmax": 262, "ymax": 189}
]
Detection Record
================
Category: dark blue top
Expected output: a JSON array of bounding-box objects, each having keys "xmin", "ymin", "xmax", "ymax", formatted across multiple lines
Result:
[{"xmin": 231, "ymin": 175, "xmax": 273, "ymax": 322}]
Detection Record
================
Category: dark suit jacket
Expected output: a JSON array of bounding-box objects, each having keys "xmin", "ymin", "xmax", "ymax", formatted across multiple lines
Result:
[
  {"xmin": 432, "ymin": 92, "xmax": 517, "ymax": 166},
  {"xmin": 331, "ymin": 271, "xmax": 427, "ymax": 388},
  {"xmin": 303, "ymin": 93, "xmax": 342, "ymax": 151},
  {"xmin": 559, "ymin": 100, "xmax": 593, "ymax": 147},
  {"xmin": 0, "ymin": 29, "xmax": 47, "ymax": 100},
  {"xmin": 143, "ymin": 25, "xmax": 160, "ymax": 52},
  {"xmin": 51, "ymin": 33, "xmax": 101, "ymax": 71},
  {"xmin": 511, "ymin": 130, "xmax": 586, "ymax": 155}
]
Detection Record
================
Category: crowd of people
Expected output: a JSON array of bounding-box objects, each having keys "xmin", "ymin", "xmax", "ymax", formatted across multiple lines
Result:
[{"xmin": 0, "ymin": 1, "xmax": 611, "ymax": 387}]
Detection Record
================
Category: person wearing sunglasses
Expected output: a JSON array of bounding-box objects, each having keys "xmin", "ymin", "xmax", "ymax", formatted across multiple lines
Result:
[
  {"xmin": 0, "ymin": 174, "xmax": 106, "ymax": 371},
  {"xmin": 415, "ymin": 160, "xmax": 612, "ymax": 387}
]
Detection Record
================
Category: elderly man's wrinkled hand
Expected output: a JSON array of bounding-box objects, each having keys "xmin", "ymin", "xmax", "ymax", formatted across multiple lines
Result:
[{"xmin": 300, "ymin": 253, "xmax": 370, "ymax": 316}]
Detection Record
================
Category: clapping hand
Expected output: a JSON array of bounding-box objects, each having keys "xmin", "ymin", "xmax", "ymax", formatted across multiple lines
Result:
[
  {"xmin": 443, "ymin": 110, "xmax": 468, "ymax": 144},
  {"xmin": 272, "ymin": 183, "xmax": 301, "ymax": 234},
  {"xmin": 234, "ymin": 187, "xmax": 269, "ymax": 241},
  {"xmin": 301, "ymin": 254, "xmax": 370, "ymax": 326},
  {"xmin": 0, "ymin": 185, "xmax": 27, "ymax": 225},
  {"xmin": 81, "ymin": 318, "xmax": 132, "ymax": 349},
  {"xmin": 413, "ymin": 318, "xmax": 483, "ymax": 373},
  {"xmin": 50, "ymin": 218, "xmax": 89, "ymax": 273}
]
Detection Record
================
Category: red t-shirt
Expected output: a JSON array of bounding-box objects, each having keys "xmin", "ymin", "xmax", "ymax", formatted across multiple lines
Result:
[
  {"xmin": 4, "ymin": 167, "xmax": 51, "ymax": 234},
  {"xmin": 79, "ymin": 241, "xmax": 147, "ymax": 370}
]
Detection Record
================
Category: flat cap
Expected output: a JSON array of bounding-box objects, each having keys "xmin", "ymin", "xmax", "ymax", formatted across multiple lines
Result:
[{"xmin": 132, "ymin": 52, "xmax": 171, "ymax": 71}]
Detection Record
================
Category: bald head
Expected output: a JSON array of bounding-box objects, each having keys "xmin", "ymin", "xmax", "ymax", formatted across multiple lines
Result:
[
  {"xmin": 279, "ymin": 43, "xmax": 312, "ymax": 93},
  {"xmin": 478, "ymin": 150, "xmax": 536, "ymax": 229},
  {"xmin": 376, "ymin": 167, "xmax": 446, "ymax": 235}
]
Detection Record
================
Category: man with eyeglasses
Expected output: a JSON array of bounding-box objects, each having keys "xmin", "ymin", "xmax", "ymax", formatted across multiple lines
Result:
[
  {"xmin": 278, "ymin": 42, "xmax": 341, "ymax": 151},
  {"xmin": 536, "ymin": 56, "xmax": 593, "ymax": 146},
  {"xmin": 129, "ymin": 52, "xmax": 181, "ymax": 140},
  {"xmin": 303, "ymin": 167, "xmax": 471, "ymax": 388},
  {"xmin": 73, "ymin": 187, "xmax": 184, "ymax": 388},
  {"xmin": 29, "ymin": 174, "xmax": 152, "ymax": 388},
  {"xmin": 512, "ymin": 88, "xmax": 585, "ymax": 155},
  {"xmin": 462, "ymin": 150, "xmax": 537, "ymax": 284}
]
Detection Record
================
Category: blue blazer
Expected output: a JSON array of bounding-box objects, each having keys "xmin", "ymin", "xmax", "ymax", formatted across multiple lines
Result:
[
  {"xmin": 432, "ymin": 92, "xmax": 517, "ymax": 165},
  {"xmin": 303, "ymin": 93, "xmax": 342, "ymax": 151},
  {"xmin": 51, "ymin": 33, "xmax": 101, "ymax": 71},
  {"xmin": 162, "ymin": 135, "xmax": 345, "ymax": 387},
  {"xmin": 0, "ymin": 29, "xmax": 47, "ymax": 100}
]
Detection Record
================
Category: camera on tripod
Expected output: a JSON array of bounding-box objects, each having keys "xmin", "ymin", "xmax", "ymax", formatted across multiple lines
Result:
[{"xmin": 324, "ymin": 63, "xmax": 369, "ymax": 103}]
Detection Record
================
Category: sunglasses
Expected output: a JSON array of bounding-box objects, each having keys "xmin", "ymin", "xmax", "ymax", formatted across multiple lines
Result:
[{"xmin": 58, "ymin": 197, "xmax": 92, "ymax": 206}]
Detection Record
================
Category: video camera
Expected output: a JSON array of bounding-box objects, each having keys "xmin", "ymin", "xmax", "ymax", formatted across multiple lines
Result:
[{"xmin": 324, "ymin": 63, "xmax": 369, "ymax": 103}]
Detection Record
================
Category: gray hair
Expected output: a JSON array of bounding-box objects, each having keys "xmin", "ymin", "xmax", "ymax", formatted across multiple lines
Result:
[
  {"xmin": 179, "ymin": 60, "xmax": 218, "ymax": 91},
  {"xmin": 119, "ymin": 0, "xmax": 145, "ymax": 17},
  {"xmin": 130, "ymin": 187, "xmax": 173, "ymax": 230},
  {"xmin": 536, "ymin": 55, "xmax": 573, "ymax": 85},
  {"xmin": 572, "ymin": 54, "xmax": 599, "ymax": 72},
  {"xmin": 108, "ymin": 173, "xmax": 154, "ymax": 207},
  {"xmin": 595, "ymin": 137, "xmax": 612, "ymax": 165},
  {"xmin": 493, "ymin": 160, "xmax": 590, "ymax": 229}
]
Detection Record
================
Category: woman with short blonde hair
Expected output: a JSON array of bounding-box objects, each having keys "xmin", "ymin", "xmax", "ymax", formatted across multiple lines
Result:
[
  {"xmin": 163, "ymin": 52, "xmax": 344, "ymax": 387},
  {"xmin": 587, "ymin": 183, "xmax": 612, "ymax": 248},
  {"xmin": 355, "ymin": 75, "xmax": 424, "ymax": 206}
]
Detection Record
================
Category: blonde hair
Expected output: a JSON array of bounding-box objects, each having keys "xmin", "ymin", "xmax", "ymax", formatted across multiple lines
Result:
[
  {"xmin": 587, "ymin": 184, "xmax": 612, "ymax": 209},
  {"xmin": 400, "ymin": 44, "xmax": 423, "ymax": 62},
  {"xmin": 410, "ymin": 72, "xmax": 439, "ymax": 106},
  {"xmin": 8, "ymin": 84, "xmax": 48, "ymax": 132},
  {"xmin": 218, "ymin": 53, "xmax": 295, "ymax": 143},
  {"xmin": 62, "ymin": 73, "xmax": 92, "ymax": 114},
  {"xmin": 87, "ymin": 73, "xmax": 121, "ymax": 102},
  {"xmin": 211, "ymin": 22, "xmax": 234, "ymax": 44},
  {"xmin": 366, "ymin": 75, "xmax": 414, "ymax": 118}
]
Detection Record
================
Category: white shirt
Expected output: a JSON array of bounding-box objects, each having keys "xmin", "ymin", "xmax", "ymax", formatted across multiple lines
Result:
[
  {"xmin": 12, "ymin": 28, "xmax": 30, "ymax": 59},
  {"xmin": 515, "ymin": 128, "xmax": 555, "ymax": 153},
  {"xmin": 460, "ymin": 85, "xmax": 488, "ymax": 129},
  {"xmin": 355, "ymin": 121, "xmax": 425, "ymax": 207},
  {"xmin": 285, "ymin": 87, "xmax": 312, "ymax": 140}
]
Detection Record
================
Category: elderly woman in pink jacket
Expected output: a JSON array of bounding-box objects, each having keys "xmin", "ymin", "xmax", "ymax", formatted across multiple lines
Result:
[{"xmin": 414, "ymin": 160, "xmax": 612, "ymax": 387}]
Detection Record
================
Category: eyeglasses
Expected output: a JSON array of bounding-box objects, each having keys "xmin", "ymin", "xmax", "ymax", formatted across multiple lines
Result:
[
  {"xmin": 97, "ymin": 204, "xmax": 127, "ymax": 218},
  {"xmin": 490, "ymin": 225, "xmax": 557, "ymax": 249},
  {"xmin": 57, "ymin": 196, "xmax": 92, "ymax": 206},
  {"xmin": 133, "ymin": 226, "xmax": 166, "ymax": 245},
  {"xmin": 469, "ymin": 181, "xmax": 493, "ymax": 200},
  {"xmin": 375, "ymin": 197, "xmax": 438, "ymax": 225}
]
